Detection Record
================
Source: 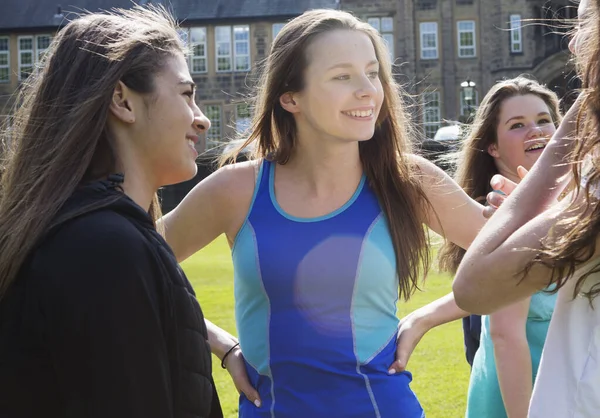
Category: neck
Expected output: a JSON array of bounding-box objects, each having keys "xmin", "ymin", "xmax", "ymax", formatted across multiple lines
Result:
[
  {"xmin": 285, "ymin": 131, "xmax": 363, "ymax": 194},
  {"xmin": 115, "ymin": 150, "xmax": 157, "ymax": 212}
]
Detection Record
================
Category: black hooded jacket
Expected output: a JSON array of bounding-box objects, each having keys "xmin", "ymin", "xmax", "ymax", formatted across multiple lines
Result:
[{"xmin": 0, "ymin": 178, "xmax": 222, "ymax": 418}]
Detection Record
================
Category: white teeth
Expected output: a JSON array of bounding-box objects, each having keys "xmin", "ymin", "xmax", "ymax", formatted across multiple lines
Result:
[
  {"xmin": 187, "ymin": 139, "xmax": 195, "ymax": 147},
  {"xmin": 344, "ymin": 109, "xmax": 373, "ymax": 118},
  {"xmin": 526, "ymin": 143, "xmax": 545, "ymax": 151}
]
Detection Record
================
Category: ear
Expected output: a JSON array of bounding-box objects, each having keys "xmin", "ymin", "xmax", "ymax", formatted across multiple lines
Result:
[
  {"xmin": 279, "ymin": 92, "xmax": 300, "ymax": 114},
  {"xmin": 487, "ymin": 142, "xmax": 500, "ymax": 158},
  {"xmin": 109, "ymin": 80, "xmax": 136, "ymax": 124}
]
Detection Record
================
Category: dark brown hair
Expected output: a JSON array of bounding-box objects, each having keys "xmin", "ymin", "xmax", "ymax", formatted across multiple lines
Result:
[
  {"xmin": 439, "ymin": 76, "xmax": 562, "ymax": 273},
  {"xmin": 0, "ymin": 5, "xmax": 185, "ymax": 299},
  {"xmin": 222, "ymin": 9, "xmax": 432, "ymax": 300}
]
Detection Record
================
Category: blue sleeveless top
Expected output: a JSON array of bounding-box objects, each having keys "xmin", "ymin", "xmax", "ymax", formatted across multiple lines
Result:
[{"xmin": 231, "ymin": 160, "xmax": 423, "ymax": 418}]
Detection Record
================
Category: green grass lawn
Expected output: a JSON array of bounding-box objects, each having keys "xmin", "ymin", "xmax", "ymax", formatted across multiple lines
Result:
[{"xmin": 183, "ymin": 236, "xmax": 470, "ymax": 418}]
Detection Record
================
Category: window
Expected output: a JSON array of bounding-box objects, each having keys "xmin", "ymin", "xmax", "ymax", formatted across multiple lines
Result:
[
  {"xmin": 420, "ymin": 22, "xmax": 438, "ymax": 60},
  {"xmin": 235, "ymin": 103, "xmax": 251, "ymax": 133},
  {"xmin": 510, "ymin": 14, "xmax": 522, "ymax": 53},
  {"xmin": 190, "ymin": 28, "xmax": 207, "ymax": 73},
  {"xmin": 18, "ymin": 36, "xmax": 34, "ymax": 80},
  {"xmin": 0, "ymin": 37, "xmax": 9, "ymax": 83},
  {"xmin": 234, "ymin": 26, "xmax": 250, "ymax": 71},
  {"xmin": 459, "ymin": 89, "xmax": 479, "ymax": 116},
  {"xmin": 215, "ymin": 25, "xmax": 250, "ymax": 72},
  {"xmin": 422, "ymin": 92, "xmax": 441, "ymax": 139},
  {"xmin": 18, "ymin": 34, "xmax": 52, "ymax": 80},
  {"xmin": 367, "ymin": 17, "xmax": 394, "ymax": 59},
  {"xmin": 272, "ymin": 23, "xmax": 285, "ymax": 39},
  {"xmin": 457, "ymin": 20, "xmax": 476, "ymax": 58},
  {"xmin": 215, "ymin": 26, "xmax": 232, "ymax": 72},
  {"xmin": 205, "ymin": 104, "xmax": 222, "ymax": 148},
  {"xmin": 36, "ymin": 35, "xmax": 51, "ymax": 62}
]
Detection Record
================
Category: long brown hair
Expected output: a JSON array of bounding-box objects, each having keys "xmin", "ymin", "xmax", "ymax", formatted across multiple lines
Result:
[
  {"xmin": 0, "ymin": 5, "xmax": 185, "ymax": 299},
  {"xmin": 529, "ymin": 0, "xmax": 600, "ymax": 301},
  {"xmin": 222, "ymin": 9, "xmax": 431, "ymax": 300},
  {"xmin": 439, "ymin": 76, "xmax": 562, "ymax": 273}
]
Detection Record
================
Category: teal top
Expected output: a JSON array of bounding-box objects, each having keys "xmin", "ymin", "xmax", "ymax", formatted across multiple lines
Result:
[{"xmin": 465, "ymin": 288, "xmax": 557, "ymax": 418}]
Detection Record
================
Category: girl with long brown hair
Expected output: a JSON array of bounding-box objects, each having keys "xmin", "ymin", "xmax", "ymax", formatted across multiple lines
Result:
[
  {"xmin": 453, "ymin": 0, "xmax": 600, "ymax": 415},
  {"xmin": 0, "ymin": 6, "xmax": 229, "ymax": 417},
  {"xmin": 163, "ymin": 9, "xmax": 494, "ymax": 416},
  {"xmin": 437, "ymin": 76, "xmax": 562, "ymax": 418}
]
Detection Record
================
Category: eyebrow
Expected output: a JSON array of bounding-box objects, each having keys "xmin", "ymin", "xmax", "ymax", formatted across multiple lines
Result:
[
  {"xmin": 505, "ymin": 112, "xmax": 551, "ymax": 125},
  {"xmin": 326, "ymin": 59, "xmax": 379, "ymax": 71},
  {"xmin": 178, "ymin": 80, "xmax": 196, "ymax": 89}
]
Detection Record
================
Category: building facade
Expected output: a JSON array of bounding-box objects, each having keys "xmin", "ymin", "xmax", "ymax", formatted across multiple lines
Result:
[{"xmin": 0, "ymin": 0, "xmax": 577, "ymax": 208}]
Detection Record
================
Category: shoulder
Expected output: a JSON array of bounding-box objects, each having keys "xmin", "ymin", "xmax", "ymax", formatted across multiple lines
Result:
[{"xmin": 32, "ymin": 209, "xmax": 157, "ymax": 288}]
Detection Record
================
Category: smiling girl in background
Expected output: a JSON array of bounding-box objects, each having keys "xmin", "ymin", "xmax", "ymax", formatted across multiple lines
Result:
[{"xmin": 439, "ymin": 76, "xmax": 562, "ymax": 418}]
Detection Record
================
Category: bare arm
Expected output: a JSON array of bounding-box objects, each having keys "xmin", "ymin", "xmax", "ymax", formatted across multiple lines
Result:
[
  {"xmin": 453, "ymin": 99, "xmax": 583, "ymax": 314},
  {"xmin": 491, "ymin": 298, "xmax": 532, "ymax": 418},
  {"xmin": 160, "ymin": 161, "xmax": 257, "ymax": 262}
]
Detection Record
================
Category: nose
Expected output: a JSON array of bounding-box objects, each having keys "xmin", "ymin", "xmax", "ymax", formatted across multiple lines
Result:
[
  {"xmin": 528, "ymin": 125, "xmax": 544, "ymax": 138},
  {"xmin": 193, "ymin": 106, "xmax": 211, "ymax": 134},
  {"xmin": 355, "ymin": 75, "xmax": 377, "ymax": 99}
]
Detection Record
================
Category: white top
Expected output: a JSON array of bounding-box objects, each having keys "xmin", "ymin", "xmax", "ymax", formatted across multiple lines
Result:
[{"xmin": 529, "ymin": 257, "xmax": 600, "ymax": 417}]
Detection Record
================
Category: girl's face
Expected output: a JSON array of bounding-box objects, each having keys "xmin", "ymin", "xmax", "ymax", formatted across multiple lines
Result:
[
  {"xmin": 129, "ymin": 53, "xmax": 210, "ymax": 187},
  {"xmin": 285, "ymin": 29, "xmax": 385, "ymax": 145},
  {"xmin": 488, "ymin": 94, "xmax": 556, "ymax": 180}
]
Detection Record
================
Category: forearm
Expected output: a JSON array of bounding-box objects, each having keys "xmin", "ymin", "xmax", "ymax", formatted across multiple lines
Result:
[
  {"xmin": 205, "ymin": 319, "xmax": 238, "ymax": 359},
  {"xmin": 494, "ymin": 336, "xmax": 532, "ymax": 418},
  {"xmin": 410, "ymin": 292, "xmax": 469, "ymax": 330}
]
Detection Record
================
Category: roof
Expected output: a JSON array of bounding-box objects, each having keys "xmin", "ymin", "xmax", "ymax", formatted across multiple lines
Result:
[{"xmin": 0, "ymin": 0, "xmax": 340, "ymax": 30}]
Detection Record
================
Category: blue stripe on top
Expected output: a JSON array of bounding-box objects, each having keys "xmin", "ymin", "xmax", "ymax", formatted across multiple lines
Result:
[{"xmin": 232, "ymin": 159, "xmax": 423, "ymax": 418}]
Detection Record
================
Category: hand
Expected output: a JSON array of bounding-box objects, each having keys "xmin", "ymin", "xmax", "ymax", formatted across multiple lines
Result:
[
  {"xmin": 483, "ymin": 166, "xmax": 529, "ymax": 218},
  {"xmin": 388, "ymin": 313, "xmax": 429, "ymax": 374},
  {"xmin": 223, "ymin": 346, "xmax": 262, "ymax": 408}
]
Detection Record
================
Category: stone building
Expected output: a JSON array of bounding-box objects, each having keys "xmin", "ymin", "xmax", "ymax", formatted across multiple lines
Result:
[{"xmin": 0, "ymin": 0, "xmax": 577, "ymax": 208}]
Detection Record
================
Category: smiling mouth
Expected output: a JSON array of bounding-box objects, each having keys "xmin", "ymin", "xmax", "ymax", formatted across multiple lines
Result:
[
  {"xmin": 342, "ymin": 109, "xmax": 374, "ymax": 118},
  {"xmin": 525, "ymin": 143, "xmax": 546, "ymax": 152}
]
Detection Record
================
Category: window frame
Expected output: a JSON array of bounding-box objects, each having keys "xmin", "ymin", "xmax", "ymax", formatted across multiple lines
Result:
[
  {"xmin": 422, "ymin": 91, "xmax": 441, "ymax": 139},
  {"xmin": 0, "ymin": 36, "xmax": 10, "ymax": 83},
  {"xmin": 419, "ymin": 22, "xmax": 439, "ymax": 60},
  {"xmin": 189, "ymin": 27, "xmax": 208, "ymax": 74},
  {"xmin": 457, "ymin": 20, "xmax": 477, "ymax": 58},
  {"xmin": 509, "ymin": 14, "xmax": 523, "ymax": 53},
  {"xmin": 205, "ymin": 104, "xmax": 222, "ymax": 148}
]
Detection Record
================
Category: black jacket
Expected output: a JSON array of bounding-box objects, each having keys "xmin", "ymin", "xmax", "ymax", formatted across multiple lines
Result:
[{"xmin": 0, "ymin": 179, "xmax": 222, "ymax": 418}]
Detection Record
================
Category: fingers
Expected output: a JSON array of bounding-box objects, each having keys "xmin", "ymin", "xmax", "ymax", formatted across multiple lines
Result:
[
  {"xmin": 517, "ymin": 166, "xmax": 529, "ymax": 180},
  {"xmin": 482, "ymin": 205, "xmax": 497, "ymax": 219},
  {"xmin": 490, "ymin": 174, "xmax": 518, "ymax": 196},
  {"xmin": 236, "ymin": 376, "xmax": 262, "ymax": 408}
]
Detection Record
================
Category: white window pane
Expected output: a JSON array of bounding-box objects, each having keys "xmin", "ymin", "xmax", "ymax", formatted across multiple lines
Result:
[
  {"xmin": 177, "ymin": 29, "xmax": 189, "ymax": 46},
  {"xmin": 381, "ymin": 17, "xmax": 394, "ymax": 32},
  {"xmin": 190, "ymin": 27, "xmax": 206, "ymax": 43},
  {"xmin": 216, "ymin": 26, "xmax": 231, "ymax": 42},
  {"xmin": 0, "ymin": 38, "xmax": 8, "ymax": 51},
  {"xmin": 0, "ymin": 54, "xmax": 7, "ymax": 66},
  {"xmin": 367, "ymin": 18, "xmax": 381, "ymax": 32},
  {"xmin": 272, "ymin": 23, "xmax": 285, "ymax": 39},
  {"xmin": 234, "ymin": 26, "xmax": 249, "ymax": 41},
  {"xmin": 235, "ymin": 56, "xmax": 250, "ymax": 71},
  {"xmin": 37, "ymin": 35, "xmax": 50, "ymax": 50},
  {"xmin": 235, "ymin": 42, "xmax": 249, "ymax": 55},
  {"xmin": 458, "ymin": 21, "xmax": 474, "ymax": 31},
  {"xmin": 383, "ymin": 34, "xmax": 394, "ymax": 58},
  {"xmin": 19, "ymin": 38, "xmax": 32, "ymax": 50},
  {"xmin": 0, "ymin": 68, "xmax": 8, "ymax": 82}
]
